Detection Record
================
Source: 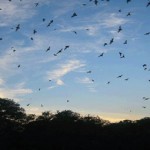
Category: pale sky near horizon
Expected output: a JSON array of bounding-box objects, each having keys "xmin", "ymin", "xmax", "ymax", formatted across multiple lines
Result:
[{"xmin": 0, "ymin": 0, "xmax": 150, "ymax": 122}]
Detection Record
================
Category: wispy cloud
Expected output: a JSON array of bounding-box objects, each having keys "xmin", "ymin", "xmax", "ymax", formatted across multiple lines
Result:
[
  {"xmin": 47, "ymin": 59, "xmax": 85, "ymax": 85},
  {"xmin": 51, "ymin": 1, "xmax": 81, "ymax": 19},
  {"xmin": 48, "ymin": 85, "xmax": 57, "ymax": 90},
  {"xmin": 0, "ymin": 34, "xmax": 59, "ymax": 77},
  {"xmin": 56, "ymin": 79, "xmax": 64, "ymax": 86},
  {"xmin": 0, "ymin": 0, "xmax": 50, "ymax": 27},
  {"xmin": 54, "ymin": 9, "xmax": 129, "ymax": 38},
  {"xmin": 0, "ymin": 78, "xmax": 5, "ymax": 86},
  {"xmin": 54, "ymin": 11, "xmax": 129, "ymax": 55},
  {"xmin": 0, "ymin": 1, "xmax": 34, "ymax": 26},
  {"xmin": 58, "ymin": 23, "xmax": 100, "ymax": 36},
  {"xmin": 77, "ymin": 77, "xmax": 97, "ymax": 93},
  {"xmin": 109, "ymin": 30, "xmax": 124, "ymax": 40},
  {"xmin": 0, "ymin": 51, "xmax": 19, "ymax": 74},
  {"xmin": 101, "ymin": 13, "xmax": 129, "ymax": 28},
  {"xmin": 38, "ymin": 57, "xmax": 58, "ymax": 64},
  {"xmin": 87, "ymin": 86, "xmax": 97, "ymax": 93},
  {"xmin": 78, "ymin": 77, "xmax": 93, "ymax": 84},
  {"xmin": 0, "ymin": 82, "xmax": 33, "ymax": 102}
]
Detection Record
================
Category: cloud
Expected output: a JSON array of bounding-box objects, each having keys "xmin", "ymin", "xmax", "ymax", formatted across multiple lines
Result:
[
  {"xmin": 48, "ymin": 86, "xmax": 57, "ymax": 90},
  {"xmin": 109, "ymin": 30, "xmax": 124, "ymax": 40},
  {"xmin": 100, "ymin": 13, "xmax": 129, "ymax": 28},
  {"xmin": 0, "ymin": 82, "xmax": 33, "ymax": 102},
  {"xmin": 77, "ymin": 77, "xmax": 97, "ymax": 93},
  {"xmin": 47, "ymin": 59, "xmax": 85, "ymax": 85},
  {"xmin": 55, "ymin": 9, "xmax": 129, "ymax": 38},
  {"xmin": 38, "ymin": 57, "xmax": 58, "ymax": 64},
  {"xmin": 0, "ymin": 1, "xmax": 34, "ymax": 26},
  {"xmin": 0, "ymin": 0, "xmax": 50, "ymax": 27},
  {"xmin": 0, "ymin": 78, "xmax": 5, "ymax": 86},
  {"xmin": 56, "ymin": 79, "xmax": 64, "ymax": 85},
  {"xmin": 87, "ymin": 86, "xmax": 97, "ymax": 93},
  {"xmin": 51, "ymin": 1, "xmax": 80, "ymax": 19},
  {"xmin": 14, "ymin": 82, "xmax": 26, "ymax": 89},
  {"xmin": 0, "ymin": 52, "xmax": 19, "ymax": 74},
  {"xmin": 54, "ymin": 11, "xmax": 129, "ymax": 55},
  {"xmin": 58, "ymin": 23, "xmax": 100, "ymax": 36},
  {"xmin": 0, "ymin": 34, "xmax": 60, "ymax": 79},
  {"xmin": 78, "ymin": 77, "xmax": 93, "ymax": 84}
]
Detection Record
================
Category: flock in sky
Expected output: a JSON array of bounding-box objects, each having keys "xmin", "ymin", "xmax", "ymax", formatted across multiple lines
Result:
[{"xmin": 0, "ymin": 0, "xmax": 150, "ymax": 120}]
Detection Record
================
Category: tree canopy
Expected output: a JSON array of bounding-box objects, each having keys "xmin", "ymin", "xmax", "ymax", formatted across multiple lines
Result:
[
  {"xmin": 0, "ymin": 98, "xmax": 150, "ymax": 150},
  {"xmin": 0, "ymin": 98, "xmax": 26, "ymax": 121}
]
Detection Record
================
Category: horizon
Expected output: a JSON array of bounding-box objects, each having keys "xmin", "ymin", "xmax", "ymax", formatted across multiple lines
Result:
[{"xmin": 0, "ymin": 0, "xmax": 150, "ymax": 122}]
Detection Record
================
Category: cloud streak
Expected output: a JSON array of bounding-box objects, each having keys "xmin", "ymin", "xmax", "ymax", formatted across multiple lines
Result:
[
  {"xmin": 0, "ymin": 82, "xmax": 33, "ymax": 102},
  {"xmin": 78, "ymin": 77, "xmax": 93, "ymax": 84},
  {"xmin": 0, "ymin": 78, "xmax": 5, "ymax": 86},
  {"xmin": 101, "ymin": 13, "xmax": 129, "ymax": 28},
  {"xmin": 47, "ymin": 59, "xmax": 85, "ymax": 85},
  {"xmin": 77, "ymin": 77, "xmax": 97, "ymax": 93},
  {"xmin": 0, "ymin": 0, "xmax": 50, "ymax": 27}
]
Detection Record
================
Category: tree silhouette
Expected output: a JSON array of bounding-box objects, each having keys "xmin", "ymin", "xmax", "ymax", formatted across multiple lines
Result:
[
  {"xmin": 0, "ymin": 98, "xmax": 26, "ymax": 122},
  {"xmin": 0, "ymin": 98, "xmax": 26, "ymax": 150},
  {"xmin": 53, "ymin": 110, "xmax": 80, "ymax": 123},
  {"xmin": 1, "ymin": 98, "xmax": 150, "ymax": 150},
  {"xmin": 36, "ymin": 111, "xmax": 54, "ymax": 121}
]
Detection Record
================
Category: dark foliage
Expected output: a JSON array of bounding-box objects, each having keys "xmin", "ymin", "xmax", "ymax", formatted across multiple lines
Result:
[{"xmin": 0, "ymin": 98, "xmax": 150, "ymax": 150}]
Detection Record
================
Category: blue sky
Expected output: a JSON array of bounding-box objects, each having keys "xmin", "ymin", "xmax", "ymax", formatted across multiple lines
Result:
[{"xmin": 0, "ymin": 0, "xmax": 150, "ymax": 122}]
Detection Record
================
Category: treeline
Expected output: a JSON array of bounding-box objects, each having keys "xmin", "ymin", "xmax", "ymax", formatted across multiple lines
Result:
[{"xmin": 0, "ymin": 98, "xmax": 150, "ymax": 150}]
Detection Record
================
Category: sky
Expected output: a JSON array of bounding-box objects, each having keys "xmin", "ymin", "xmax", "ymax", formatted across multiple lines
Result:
[{"xmin": 0, "ymin": 0, "xmax": 150, "ymax": 122}]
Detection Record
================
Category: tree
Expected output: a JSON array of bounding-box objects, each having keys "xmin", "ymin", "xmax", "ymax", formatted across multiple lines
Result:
[
  {"xmin": 36, "ymin": 111, "xmax": 54, "ymax": 121},
  {"xmin": 82, "ymin": 114, "xmax": 109, "ymax": 126},
  {"xmin": 53, "ymin": 110, "xmax": 80, "ymax": 122},
  {"xmin": 0, "ymin": 98, "xmax": 27, "ymax": 150},
  {"xmin": 0, "ymin": 98, "xmax": 26, "ymax": 122}
]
